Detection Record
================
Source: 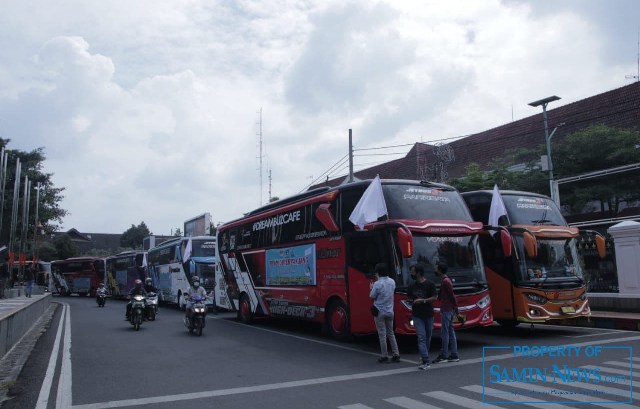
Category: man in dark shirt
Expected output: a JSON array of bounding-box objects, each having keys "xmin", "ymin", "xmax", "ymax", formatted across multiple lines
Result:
[
  {"xmin": 433, "ymin": 262, "xmax": 460, "ymax": 363},
  {"xmin": 407, "ymin": 263, "xmax": 437, "ymax": 369}
]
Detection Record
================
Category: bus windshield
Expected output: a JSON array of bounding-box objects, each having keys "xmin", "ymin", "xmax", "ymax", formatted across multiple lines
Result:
[
  {"xmin": 52, "ymin": 261, "xmax": 96, "ymax": 273},
  {"xmin": 192, "ymin": 239, "xmax": 216, "ymax": 258},
  {"xmin": 397, "ymin": 234, "xmax": 485, "ymax": 291},
  {"xmin": 515, "ymin": 237, "xmax": 584, "ymax": 283},
  {"xmin": 384, "ymin": 185, "xmax": 471, "ymax": 220},
  {"xmin": 502, "ymin": 195, "xmax": 565, "ymax": 225}
]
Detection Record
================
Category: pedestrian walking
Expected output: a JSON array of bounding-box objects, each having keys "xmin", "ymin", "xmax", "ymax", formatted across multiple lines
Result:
[
  {"xmin": 407, "ymin": 263, "xmax": 437, "ymax": 369},
  {"xmin": 369, "ymin": 263, "xmax": 400, "ymax": 363},
  {"xmin": 24, "ymin": 266, "xmax": 35, "ymax": 298},
  {"xmin": 433, "ymin": 262, "xmax": 459, "ymax": 363}
]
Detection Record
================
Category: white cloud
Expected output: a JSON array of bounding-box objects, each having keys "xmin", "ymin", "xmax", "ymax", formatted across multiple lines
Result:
[{"xmin": 1, "ymin": 0, "xmax": 637, "ymax": 234}]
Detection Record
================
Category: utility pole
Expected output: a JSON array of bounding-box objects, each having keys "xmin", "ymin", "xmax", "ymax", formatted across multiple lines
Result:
[
  {"xmin": 0, "ymin": 147, "xmax": 7, "ymax": 239},
  {"xmin": 348, "ymin": 129, "xmax": 354, "ymax": 183},
  {"xmin": 33, "ymin": 183, "xmax": 42, "ymax": 262},
  {"xmin": 528, "ymin": 95, "xmax": 561, "ymax": 204}
]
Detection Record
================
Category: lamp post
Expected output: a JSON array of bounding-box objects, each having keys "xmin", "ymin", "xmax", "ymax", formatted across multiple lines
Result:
[{"xmin": 528, "ymin": 95, "xmax": 561, "ymax": 204}]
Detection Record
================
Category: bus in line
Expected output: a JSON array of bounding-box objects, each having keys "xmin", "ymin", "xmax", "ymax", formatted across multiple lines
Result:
[
  {"xmin": 51, "ymin": 257, "xmax": 106, "ymax": 296},
  {"xmin": 215, "ymin": 179, "xmax": 493, "ymax": 340},
  {"xmin": 147, "ymin": 236, "xmax": 216, "ymax": 309},
  {"xmin": 461, "ymin": 189, "xmax": 606, "ymax": 327},
  {"xmin": 105, "ymin": 251, "xmax": 147, "ymax": 298}
]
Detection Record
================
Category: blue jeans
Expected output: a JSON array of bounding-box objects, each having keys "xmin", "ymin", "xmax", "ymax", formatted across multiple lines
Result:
[
  {"xmin": 25, "ymin": 280, "xmax": 34, "ymax": 297},
  {"xmin": 440, "ymin": 310, "xmax": 458, "ymax": 358},
  {"xmin": 374, "ymin": 312, "xmax": 399, "ymax": 357},
  {"xmin": 413, "ymin": 315, "xmax": 434, "ymax": 363}
]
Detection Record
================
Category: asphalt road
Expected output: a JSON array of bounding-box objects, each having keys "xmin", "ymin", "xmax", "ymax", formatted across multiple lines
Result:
[{"xmin": 3, "ymin": 296, "xmax": 640, "ymax": 409}]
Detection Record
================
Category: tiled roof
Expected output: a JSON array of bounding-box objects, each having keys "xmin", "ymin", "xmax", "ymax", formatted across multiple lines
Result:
[{"xmin": 316, "ymin": 81, "xmax": 640, "ymax": 187}]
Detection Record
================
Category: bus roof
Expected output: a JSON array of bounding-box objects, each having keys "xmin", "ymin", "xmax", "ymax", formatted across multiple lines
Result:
[
  {"xmin": 223, "ymin": 179, "xmax": 458, "ymax": 228},
  {"xmin": 461, "ymin": 190, "xmax": 551, "ymax": 199}
]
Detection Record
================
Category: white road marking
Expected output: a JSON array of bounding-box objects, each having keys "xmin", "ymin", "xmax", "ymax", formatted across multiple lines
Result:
[
  {"xmin": 35, "ymin": 303, "xmax": 66, "ymax": 409},
  {"xmin": 56, "ymin": 303, "xmax": 72, "ymax": 409}
]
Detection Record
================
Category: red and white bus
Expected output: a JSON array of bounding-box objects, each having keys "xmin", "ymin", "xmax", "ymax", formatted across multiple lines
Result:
[
  {"xmin": 51, "ymin": 257, "xmax": 106, "ymax": 296},
  {"xmin": 215, "ymin": 179, "xmax": 493, "ymax": 340}
]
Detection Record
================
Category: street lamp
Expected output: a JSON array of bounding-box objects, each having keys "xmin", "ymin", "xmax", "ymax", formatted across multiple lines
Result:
[{"xmin": 528, "ymin": 95, "xmax": 561, "ymax": 204}]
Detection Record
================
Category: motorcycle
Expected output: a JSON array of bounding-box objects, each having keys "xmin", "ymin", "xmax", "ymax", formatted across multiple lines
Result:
[
  {"xmin": 129, "ymin": 295, "xmax": 146, "ymax": 331},
  {"xmin": 183, "ymin": 295, "xmax": 206, "ymax": 336},
  {"xmin": 145, "ymin": 292, "xmax": 158, "ymax": 321},
  {"xmin": 96, "ymin": 289, "xmax": 107, "ymax": 307}
]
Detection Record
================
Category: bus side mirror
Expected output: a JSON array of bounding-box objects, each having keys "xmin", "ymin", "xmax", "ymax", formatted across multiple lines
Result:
[
  {"xmin": 315, "ymin": 203, "xmax": 339, "ymax": 232},
  {"xmin": 523, "ymin": 231, "xmax": 538, "ymax": 259},
  {"xmin": 500, "ymin": 230, "xmax": 512, "ymax": 258},
  {"xmin": 397, "ymin": 227, "xmax": 413, "ymax": 258},
  {"xmin": 595, "ymin": 235, "xmax": 606, "ymax": 259}
]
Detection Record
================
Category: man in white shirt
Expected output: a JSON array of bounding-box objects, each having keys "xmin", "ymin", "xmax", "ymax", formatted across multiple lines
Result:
[{"xmin": 369, "ymin": 263, "xmax": 400, "ymax": 363}]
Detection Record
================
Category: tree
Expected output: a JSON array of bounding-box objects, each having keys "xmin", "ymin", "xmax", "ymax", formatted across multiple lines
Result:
[
  {"xmin": 53, "ymin": 234, "xmax": 78, "ymax": 259},
  {"xmin": 552, "ymin": 125, "xmax": 640, "ymax": 218},
  {"xmin": 0, "ymin": 139, "xmax": 68, "ymax": 255},
  {"xmin": 120, "ymin": 222, "xmax": 151, "ymax": 249},
  {"xmin": 173, "ymin": 228, "xmax": 182, "ymax": 237}
]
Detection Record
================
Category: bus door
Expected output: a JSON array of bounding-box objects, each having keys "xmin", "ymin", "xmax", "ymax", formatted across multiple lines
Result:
[
  {"xmin": 479, "ymin": 232, "xmax": 516, "ymax": 321},
  {"xmin": 347, "ymin": 232, "xmax": 386, "ymax": 334}
]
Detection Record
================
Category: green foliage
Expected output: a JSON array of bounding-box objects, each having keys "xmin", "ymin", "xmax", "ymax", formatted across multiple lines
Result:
[
  {"xmin": 0, "ymin": 139, "xmax": 68, "ymax": 245},
  {"xmin": 53, "ymin": 235, "xmax": 79, "ymax": 259},
  {"xmin": 36, "ymin": 241, "xmax": 57, "ymax": 262},
  {"xmin": 553, "ymin": 125, "xmax": 640, "ymax": 216},
  {"xmin": 120, "ymin": 222, "xmax": 151, "ymax": 249},
  {"xmin": 173, "ymin": 228, "xmax": 182, "ymax": 237}
]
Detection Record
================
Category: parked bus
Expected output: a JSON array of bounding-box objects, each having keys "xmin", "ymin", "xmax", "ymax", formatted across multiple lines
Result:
[
  {"xmin": 462, "ymin": 189, "xmax": 606, "ymax": 327},
  {"xmin": 147, "ymin": 236, "xmax": 216, "ymax": 309},
  {"xmin": 215, "ymin": 179, "xmax": 492, "ymax": 340},
  {"xmin": 105, "ymin": 251, "xmax": 147, "ymax": 298},
  {"xmin": 50, "ymin": 257, "xmax": 106, "ymax": 296}
]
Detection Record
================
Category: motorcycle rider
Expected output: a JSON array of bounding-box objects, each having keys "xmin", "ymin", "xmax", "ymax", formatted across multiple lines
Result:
[
  {"xmin": 185, "ymin": 276, "xmax": 207, "ymax": 324},
  {"xmin": 96, "ymin": 282, "xmax": 108, "ymax": 303},
  {"xmin": 144, "ymin": 277, "xmax": 156, "ymax": 293},
  {"xmin": 125, "ymin": 279, "xmax": 147, "ymax": 320}
]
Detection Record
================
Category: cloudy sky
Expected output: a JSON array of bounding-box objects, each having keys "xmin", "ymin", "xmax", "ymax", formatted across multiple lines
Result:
[{"xmin": 2, "ymin": 0, "xmax": 639, "ymax": 235}]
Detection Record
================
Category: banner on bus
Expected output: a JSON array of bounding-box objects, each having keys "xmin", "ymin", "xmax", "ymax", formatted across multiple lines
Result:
[{"xmin": 266, "ymin": 244, "xmax": 316, "ymax": 286}]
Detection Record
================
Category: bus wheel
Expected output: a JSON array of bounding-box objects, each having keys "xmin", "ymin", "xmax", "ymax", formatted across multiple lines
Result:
[
  {"xmin": 497, "ymin": 319, "xmax": 520, "ymax": 328},
  {"xmin": 238, "ymin": 294, "xmax": 254, "ymax": 324},
  {"xmin": 326, "ymin": 300, "xmax": 351, "ymax": 341}
]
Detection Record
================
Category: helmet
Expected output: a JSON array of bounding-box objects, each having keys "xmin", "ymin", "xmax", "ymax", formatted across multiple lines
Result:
[
  {"xmin": 145, "ymin": 278, "xmax": 152, "ymax": 285},
  {"xmin": 192, "ymin": 276, "xmax": 200, "ymax": 287},
  {"xmin": 134, "ymin": 279, "xmax": 142, "ymax": 286}
]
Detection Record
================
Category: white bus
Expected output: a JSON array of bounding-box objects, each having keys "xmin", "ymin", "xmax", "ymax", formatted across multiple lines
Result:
[{"xmin": 147, "ymin": 236, "xmax": 216, "ymax": 309}]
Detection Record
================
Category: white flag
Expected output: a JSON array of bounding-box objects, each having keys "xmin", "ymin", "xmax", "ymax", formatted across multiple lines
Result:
[
  {"xmin": 141, "ymin": 252, "xmax": 148, "ymax": 268},
  {"xmin": 488, "ymin": 184, "xmax": 509, "ymax": 236},
  {"xmin": 183, "ymin": 236, "xmax": 193, "ymax": 262},
  {"xmin": 349, "ymin": 175, "xmax": 388, "ymax": 230}
]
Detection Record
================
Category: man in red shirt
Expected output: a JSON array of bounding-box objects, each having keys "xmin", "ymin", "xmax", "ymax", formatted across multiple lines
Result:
[{"xmin": 433, "ymin": 262, "xmax": 459, "ymax": 363}]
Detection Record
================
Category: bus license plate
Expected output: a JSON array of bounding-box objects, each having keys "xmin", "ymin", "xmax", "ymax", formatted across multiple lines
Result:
[{"xmin": 561, "ymin": 306, "xmax": 575, "ymax": 314}]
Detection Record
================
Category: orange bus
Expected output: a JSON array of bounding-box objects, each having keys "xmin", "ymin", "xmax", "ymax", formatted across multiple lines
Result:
[
  {"xmin": 215, "ymin": 179, "xmax": 493, "ymax": 340},
  {"xmin": 462, "ymin": 190, "xmax": 605, "ymax": 327}
]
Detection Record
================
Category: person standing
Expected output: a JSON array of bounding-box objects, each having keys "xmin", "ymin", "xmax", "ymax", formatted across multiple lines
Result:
[
  {"xmin": 407, "ymin": 263, "xmax": 437, "ymax": 370},
  {"xmin": 24, "ymin": 266, "xmax": 35, "ymax": 298},
  {"xmin": 369, "ymin": 263, "xmax": 400, "ymax": 363},
  {"xmin": 433, "ymin": 262, "xmax": 459, "ymax": 363}
]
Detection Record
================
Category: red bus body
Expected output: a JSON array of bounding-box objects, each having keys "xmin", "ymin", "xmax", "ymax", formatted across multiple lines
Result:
[
  {"xmin": 215, "ymin": 180, "xmax": 492, "ymax": 340},
  {"xmin": 51, "ymin": 257, "xmax": 106, "ymax": 297}
]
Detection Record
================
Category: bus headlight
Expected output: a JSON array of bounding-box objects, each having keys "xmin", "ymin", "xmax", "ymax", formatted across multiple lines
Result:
[
  {"xmin": 524, "ymin": 292, "xmax": 548, "ymax": 305},
  {"xmin": 476, "ymin": 295, "xmax": 491, "ymax": 309}
]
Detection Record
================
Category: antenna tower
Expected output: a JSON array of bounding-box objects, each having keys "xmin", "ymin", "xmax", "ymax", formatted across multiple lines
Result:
[
  {"xmin": 257, "ymin": 108, "xmax": 264, "ymax": 205},
  {"xmin": 626, "ymin": 30, "xmax": 640, "ymax": 82}
]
